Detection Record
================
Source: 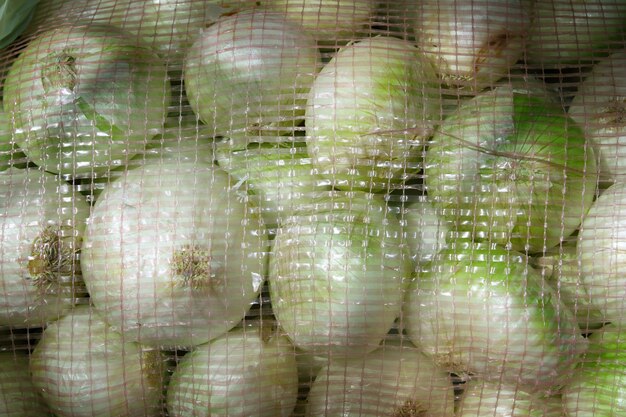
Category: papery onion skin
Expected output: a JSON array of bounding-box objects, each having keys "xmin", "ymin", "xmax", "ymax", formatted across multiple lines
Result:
[
  {"xmin": 0, "ymin": 352, "xmax": 52, "ymax": 417},
  {"xmin": 262, "ymin": 0, "xmax": 378, "ymax": 44},
  {"xmin": 305, "ymin": 36, "xmax": 442, "ymax": 193},
  {"xmin": 413, "ymin": 0, "xmax": 533, "ymax": 91},
  {"xmin": 304, "ymin": 339, "xmax": 456, "ymax": 417},
  {"xmin": 403, "ymin": 241, "xmax": 588, "ymax": 392},
  {"xmin": 568, "ymin": 50, "xmax": 626, "ymax": 185},
  {"xmin": 562, "ymin": 324, "xmax": 626, "ymax": 417},
  {"xmin": 184, "ymin": 10, "xmax": 321, "ymax": 144},
  {"xmin": 525, "ymin": 0, "xmax": 626, "ymax": 68},
  {"xmin": 578, "ymin": 182, "xmax": 626, "ymax": 327},
  {"xmin": 30, "ymin": 305, "xmax": 166, "ymax": 417},
  {"xmin": 167, "ymin": 323, "xmax": 299, "ymax": 417},
  {"xmin": 457, "ymin": 379, "xmax": 565, "ymax": 417},
  {"xmin": 81, "ymin": 160, "xmax": 269, "ymax": 349},
  {"xmin": 3, "ymin": 23, "xmax": 171, "ymax": 179},
  {"xmin": 215, "ymin": 141, "xmax": 332, "ymax": 230},
  {"xmin": 0, "ymin": 167, "xmax": 90, "ymax": 328},
  {"xmin": 424, "ymin": 85, "xmax": 597, "ymax": 253},
  {"xmin": 268, "ymin": 191, "xmax": 412, "ymax": 358}
]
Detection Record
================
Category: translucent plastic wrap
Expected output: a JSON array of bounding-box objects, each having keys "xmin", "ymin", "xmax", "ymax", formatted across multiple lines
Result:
[{"xmin": 1, "ymin": 0, "xmax": 626, "ymax": 415}]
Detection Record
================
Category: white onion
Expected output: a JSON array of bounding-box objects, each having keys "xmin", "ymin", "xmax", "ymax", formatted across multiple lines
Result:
[
  {"xmin": 268, "ymin": 191, "xmax": 412, "ymax": 358},
  {"xmin": 413, "ymin": 0, "xmax": 533, "ymax": 90},
  {"xmin": 305, "ymin": 36, "xmax": 442, "ymax": 193},
  {"xmin": 30, "ymin": 304, "xmax": 166, "ymax": 417},
  {"xmin": 568, "ymin": 49, "xmax": 626, "ymax": 185},
  {"xmin": 578, "ymin": 182, "xmax": 626, "ymax": 326},
  {"xmin": 403, "ymin": 241, "xmax": 588, "ymax": 392},
  {"xmin": 525, "ymin": 0, "xmax": 626, "ymax": 68},
  {"xmin": 262, "ymin": 0, "xmax": 378, "ymax": 44},
  {"xmin": 0, "ymin": 167, "xmax": 90, "ymax": 328},
  {"xmin": 457, "ymin": 379, "xmax": 565, "ymax": 417},
  {"xmin": 0, "ymin": 352, "xmax": 52, "ymax": 416},
  {"xmin": 81, "ymin": 159, "xmax": 269, "ymax": 349},
  {"xmin": 184, "ymin": 10, "xmax": 321, "ymax": 145},
  {"xmin": 304, "ymin": 339, "xmax": 456, "ymax": 417},
  {"xmin": 166, "ymin": 322, "xmax": 299, "ymax": 417}
]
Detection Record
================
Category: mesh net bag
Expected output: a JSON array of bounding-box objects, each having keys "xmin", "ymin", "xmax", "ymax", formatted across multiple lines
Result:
[{"xmin": 1, "ymin": 0, "xmax": 626, "ymax": 416}]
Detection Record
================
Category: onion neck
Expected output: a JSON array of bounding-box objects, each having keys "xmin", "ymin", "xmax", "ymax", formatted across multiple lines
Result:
[{"xmin": 41, "ymin": 50, "xmax": 77, "ymax": 94}]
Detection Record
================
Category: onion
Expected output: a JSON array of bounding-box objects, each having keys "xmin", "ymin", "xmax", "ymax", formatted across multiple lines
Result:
[
  {"xmin": 183, "ymin": 10, "xmax": 321, "ymax": 145},
  {"xmin": 457, "ymin": 379, "xmax": 565, "ymax": 417},
  {"xmin": 0, "ymin": 167, "xmax": 90, "ymax": 328},
  {"xmin": 424, "ymin": 85, "xmax": 597, "ymax": 253},
  {"xmin": 402, "ymin": 241, "xmax": 588, "ymax": 392},
  {"xmin": 304, "ymin": 339, "xmax": 456, "ymax": 417},
  {"xmin": 525, "ymin": 0, "xmax": 626, "ymax": 68},
  {"xmin": 568, "ymin": 49, "xmax": 626, "ymax": 185},
  {"xmin": 268, "ymin": 191, "xmax": 412, "ymax": 358},
  {"xmin": 0, "ymin": 352, "xmax": 52, "ymax": 416},
  {"xmin": 215, "ymin": 141, "xmax": 332, "ymax": 230},
  {"xmin": 0, "ymin": 108, "xmax": 26, "ymax": 171},
  {"xmin": 562, "ymin": 324, "xmax": 626, "ymax": 417},
  {"xmin": 3, "ymin": 23, "xmax": 171, "ymax": 179},
  {"xmin": 81, "ymin": 159, "xmax": 269, "ymax": 349},
  {"xmin": 30, "ymin": 304, "xmax": 166, "ymax": 417},
  {"xmin": 577, "ymin": 182, "xmax": 626, "ymax": 326},
  {"xmin": 413, "ymin": 0, "xmax": 533, "ymax": 91},
  {"xmin": 533, "ymin": 241, "xmax": 606, "ymax": 331},
  {"xmin": 166, "ymin": 321, "xmax": 299, "ymax": 417},
  {"xmin": 262, "ymin": 0, "xmax": 378, "ymax": 44},
  {"xmin": 398, "ymin": 196, "xmax": 450, "ymax": 266},
  {"xmin": 305, "ymin": 36, "xmax": 442, "ymax": 193}
]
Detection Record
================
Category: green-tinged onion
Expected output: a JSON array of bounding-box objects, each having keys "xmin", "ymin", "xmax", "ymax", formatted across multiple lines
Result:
[
  {"xmin": 0, "ymin": 352, "xmax": 52, "ymax": 417},
  {"xmin": 305, "ymin": 36, "xmax": 442, "ymax": 193},
  {"xmin": 81, "ymin": 158, "xmax": 269, "ymax": 349},
  {"xmin": 562, "ymin": 323, "xmax": 626, "ymax": 416},
  {"xmin": 398, "ymin": 196, "xmax": 450, "ymax": 266},
  {"xmin": 184, "ymin": 10, "xmax": 321, "ymax": 145},
  {"xmin": 0, "ymin": 0, "xmax": 39, "ymax": 49},
  {"xmin": 304, "ymin": 339, "xmax": 456, "ymax": 417},
  {"xmin": 30, "ymin": 305, "xmax": 166, "ymax": 417},
  {"xmin": 269, "ymin": 191, "xmax": 412, "ymax": 358},
  {"xmin": 525, "ymin": 0, "xmax": 626, "ymax": 68},
  {"xmin": 568, "ymin": 49, "xmax": 626, "ymax": 185},
  {"xmin": 533, "ymin": 241, "xmax": 606, "ymax": 331},
  {"xmin": 424, "ymin": 85, "xmax": 597, "ymax": 253},
  {"xmin": 0, "ymin": 108, "xmax": 27, "ymax": 171},
  {"xmin": 262, "ymin": 0, "xmax": 378, "ymax": 44},
  {"xmin": 3, "ymin": 23, "xmax": 171, "ymax": 179},
  {"xmin": 215, "ymin": 141, "xmax": 332, "ymax": 231},
  {"xmin": 167, "ymin": 321, "xmax": 299, "ymax": 417},
  {"xmin": 402, "ymin": 241, "xmax": 588, "ymax": 391},
  {"xmin": 0, "ymin": 167, "xmax": 90, "ymax": 328},
  {"xmin": 457, "ymin": 379, "xmax": 565, "ymax": 417},
  {"xmin": 578, "ymin": 182, "xmax": 626, "ymax": 327},
  {"xmin": 413, "ymin": 0, "xmax": 532, "ymax": 91}
]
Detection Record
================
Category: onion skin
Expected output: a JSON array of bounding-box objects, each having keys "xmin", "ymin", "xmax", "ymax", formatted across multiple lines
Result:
[
  {"xmin": 403, "ymin": 241, "xmax": 588, "ymax": 392},
  {"xmin": 305, "ymin": 36, "xmax": 442, "ymax": 193},
  {"xmin": 304, "ymin": 340, "xmax": 456, "ymax": 417},
  {"xmin": 268, "ymin": 191, "xmax": 412, "ymax": 358},
  {"xmin": 81, "ymin": 160, "xmax": 269, "ymax": 349},
  {"xmin": 167, "ymin": 323, "xmax": 299, "ymax": 417},
  {"xmin": 0, "ymin": 167, "xmax": 90, "ymax": 328},
  {"xmin": 30, "ymin": 305, "xmax": 166, "ymax": 417},
  {"xmin": 424, "ymin": 85, "xmax": 597, "ymax": 253},
  {"xmin": 568, "ymin": 50, "xmax": 626, "ymax": 185},
  {"xmin": 578, "ymin": 182, "xmax": 626, "ymax": 327},
  {"xmin": 414, "ymin": 0, "xmax": 533, "ymax": 91},
  {"xmin": 3, "ymin": 23, "xmax": 171, "ymax": 179},
  {"xmin": 184, "ymin": 10, "xmax": 321, "ymax": 144},
  {"xmin": 562, "ymin": 324, "xmax": 626, "ymax": 417}
]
